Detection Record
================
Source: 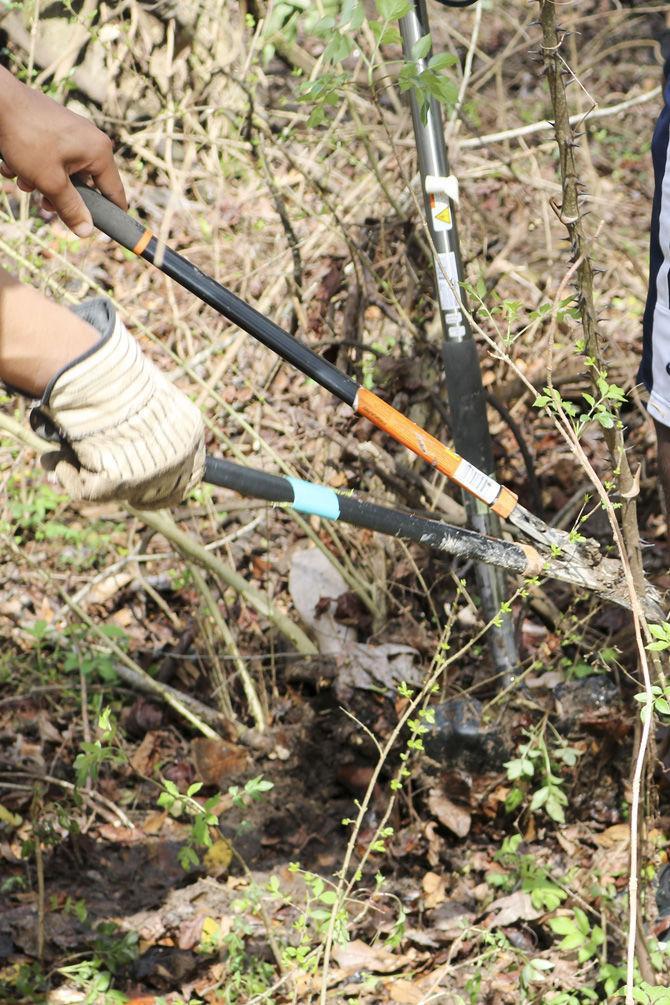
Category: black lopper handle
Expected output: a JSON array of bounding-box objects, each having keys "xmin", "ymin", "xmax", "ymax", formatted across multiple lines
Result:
[{"xmin": 73, "ymin": 178, "xmax": 150, "ymax": 253}]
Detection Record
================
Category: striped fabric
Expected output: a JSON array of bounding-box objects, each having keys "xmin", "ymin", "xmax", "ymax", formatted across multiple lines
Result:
[
  {"xmin": 33, "ymin": 299, "xmax": 205, "ymax": 508},
  {"xmin": 640, "ymin": 76, "xmax": 670, "ymax": 428}
]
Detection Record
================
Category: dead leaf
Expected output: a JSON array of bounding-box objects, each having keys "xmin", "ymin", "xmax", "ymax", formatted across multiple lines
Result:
[
  {"xmin": 203, "ymin": 837, "xmax": 233, "ymax": 876},
  {"xmin": 142, "ymin": 811, "xmax": 167, "ymax": 835},
  {"xmin": 482, "ymin": 785, "xmax": 509, "ymax": 818},
  {"xmin": 524, "ymin": 815, "xmax": 537, "ymax": 843},
  {"xmin": 111, "ymin": 607, "xmax": 133, "ymax": 628},
  {"xmin": 176, "ymin": 914, "xmax": 207, "ymax": 950},
  {"xmin": 288, "ymin": 547, "xmax": 354, "ymax": 656},
  {"xmin": 389, "ymin": 979, "xmax": 423, "ymax": 1004},
  {"xmin": 556, "ymin": 830, "xmax": 579, "ymax": 858},
  {"xmin": 424, "ymin": 821, "xmax": 444, "ymax": 868},
  {"xmin": 332, "ymin": 939, "xmax": 409, "ymax": 975},
  {"xmin": 130, "ymin": 731, "xmax": 165, "ymax": 776},
  {"xmin": 427, "ymin": 789, "xmax": 471, "ymax": 838},
  {"xmin": 124, "ymin": 698, "xmax": 164, "ymax": 737},
  {"xmin": 36, "ymin": 710, "xmax": 62, "ymax": 743},
  {"xmin": 0, "ymin": 804, "xmax": 22, "ymax": 829},
  {"xmin": 422, "ymin": 871, "xmax": 447, "ymax": 910},
  {"xmin": 526, "ymin": 670, "xmax": 565, "ymax": 689},
  {"xmin": 335, "ymin": 641, "xmax": 420, "ymax": 699},
  {"xmin": 191, "ymin": 738, "xmax": 250, "ymax": 787},
  {"xmin": 484, "ymin": 890, "xmax": 542, "ymax": 929},
  {"xmin": 86, "ymin": 570, "xmax": 134, "ymax": 606},
  {"xmin": 594, "ymin": 823, "xmax": 630, "ymax": 848}
]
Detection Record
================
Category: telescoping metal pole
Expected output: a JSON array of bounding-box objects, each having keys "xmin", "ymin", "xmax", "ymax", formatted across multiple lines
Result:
[{"xmin": 399, "ymin": 1, "xmax": 519, "ymax": 681}]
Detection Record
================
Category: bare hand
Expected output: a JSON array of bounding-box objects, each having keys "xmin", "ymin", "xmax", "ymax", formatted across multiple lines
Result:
[{"xmin": 0, "ymin": 67, "xmax": 126, "ymax": 237}]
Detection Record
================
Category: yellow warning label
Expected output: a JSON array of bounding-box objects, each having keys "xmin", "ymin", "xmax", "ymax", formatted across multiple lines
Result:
[{"xmin": 435, "ymin": 206, "xmax": 452, "ymax": 226}]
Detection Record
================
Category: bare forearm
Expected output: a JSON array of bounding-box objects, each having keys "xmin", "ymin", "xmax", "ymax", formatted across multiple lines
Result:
[
  {"xmin": 0, "ymin": 67, "xmax": 23, "ymax": 124},
  {"xmin": 0, "ymin": 269, "xmax": 98, "ymax": 396}
]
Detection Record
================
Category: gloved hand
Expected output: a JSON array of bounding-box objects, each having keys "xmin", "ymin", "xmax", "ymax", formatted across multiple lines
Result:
[{"xmin": 30, "ymin": 298, "xmax": 205, "ymax": 509}]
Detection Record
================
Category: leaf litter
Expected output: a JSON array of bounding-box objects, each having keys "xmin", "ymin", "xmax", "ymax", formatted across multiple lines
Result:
[{"xmin": 0, "ymin": 1, "xmax": 669, "ymax": 1003}]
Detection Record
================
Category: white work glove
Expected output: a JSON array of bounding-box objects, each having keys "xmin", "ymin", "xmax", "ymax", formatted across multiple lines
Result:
[{"xmin": 31, "ymin": 298, "xmax": 205, "ymax": 509}]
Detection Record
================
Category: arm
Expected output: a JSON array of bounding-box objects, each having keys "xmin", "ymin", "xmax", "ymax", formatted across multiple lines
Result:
[
  {"xmin": 0, "ymin": 74, "xmax": 204, "ymax": 508},
  {"xmin": 0, "ymin": 268, "xmax": 98, "ymax": 396},
  {"xmin": 0, "ymin": 68, "xmax": 126, "ymax": 392}
]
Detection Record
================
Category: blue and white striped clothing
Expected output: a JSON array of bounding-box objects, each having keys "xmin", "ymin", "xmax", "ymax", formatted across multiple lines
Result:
[{"xmin": 639, "ymin": 72, "xmax": 670, "ymax": 426}]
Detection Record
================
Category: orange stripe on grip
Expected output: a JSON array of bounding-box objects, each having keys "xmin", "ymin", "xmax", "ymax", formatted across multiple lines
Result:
[
  {"xmin": 132, "ymin": 229, "xmax": 153, "ymax": 255},
  {"xmin": 356, "ymin": 388, "xmax": 518, "ymax": 518},
  {"xmin": 494, "ymin": 487, "xmax": 517, "ymax": 520}
]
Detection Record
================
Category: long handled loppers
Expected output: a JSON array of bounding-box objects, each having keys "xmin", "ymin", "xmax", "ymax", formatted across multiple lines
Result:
[
  {"xmin": 73, "ymin": 183, "xmax": 663, "ymax": 619},
  {"xmin": 204, "ymin": 456, "xmax": 660, "ymax": 618}
]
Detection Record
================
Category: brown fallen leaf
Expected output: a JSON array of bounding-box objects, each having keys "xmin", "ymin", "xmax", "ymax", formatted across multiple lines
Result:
[
  {"xmin": 594, "ymin": 823, "xmax": 630, "ymax": 848},
  {"xmin": 96, "ymin": 824, "xmax": 143, "ymax": 844},
  {"xmin": 332, "ymin": 939, "xmax": 410, "ymax": 975},
  {"xmin": 422, "ymin": 871, "xmax": 447, "ymax": 910},
  {"xmin": 130, "ymin": 731, "xmax": 165, "ymax": 776},
  {"xmin": 86, "ymin": 570, "xmax": 134, "ymax": 606},
  {"xmin": 423, "ymin": 820, "xmax": 445, "ymax": 868},
  {"xmin": 389, "ymin": 978, "xmax": 424, "ymax": 1004},
  {"xmin": 427, "ymin": 788, "xmax": 471, "ymax": 838},
  {"xmin": 556, "ymin": 829, "xmax": 579, "ymax": 858},
  {"xmin": 483, "ymin": 890, "xmax": 543, "ymax": 929},
  {"xmin": 191, "ymin": 737, "xmax": 250, "ymax": 787},
  {"xmin": 177, "ymin": 913, "xmax": 207, "ymax": 950},
  {"xmin": 142, "ymin": 810, "xmax": 167, "ymax": 835},
  {"xmin": 482, "ymin": 784, "xmax": 509, "ymax": 818}
]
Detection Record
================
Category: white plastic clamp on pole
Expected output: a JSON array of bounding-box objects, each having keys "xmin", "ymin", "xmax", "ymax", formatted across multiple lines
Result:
[{"xmin": 424, "ymin": 173, "xmax": 459, "ymax": 203}]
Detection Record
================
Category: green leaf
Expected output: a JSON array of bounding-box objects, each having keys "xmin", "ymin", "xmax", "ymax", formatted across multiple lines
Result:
[
  {"xmin": 549, "ymin": 916, "xmax": 577, "ymax": 936},
  {"xmin": 529, "ymin": 785, "xmax": 549, "ymax": 811},
  {"xmin": 375, "ymin": 0, "xmax": 411, "ymax": 19},
  {"xmin": 429, "ymin": 52, "xmax": 458, "ymax": 71},
  {"xmin": 504, "ymin": 787, "xmax": 524, "ymax": 813},
  {"xmin": 595, "ymin": 410, "xmax": 615, "ymax": 429},
  {"xmin": 573, "ymin": 907, "xmax": 590, "ymax": 934},
  {"xmin": 341, "ymin": 0, "xmax": 365, "ymax": 30},
  {"xmin": 545, "ymin": 793, "xmax": 566, "ymax": 823},
  {"xmin": 369, "ymin": 20, "xmax": 402, "ymax": 44},
  {"xmin": 559, "ymin": 932, "xmax": 585, "ymax": 951},
  {"xmin": 178, "ymin": 845, "xmax": 199, "ymax": 871},
  {"xmin": 411, "ymin": 33, "xmax": 432, "ymax": 61},
  {"xmin": 323, "ymin": 32, "xmax": 354, "ymax": 63},
  {"xmin": 505, "ymin": 757, "xmax": 534, "ymax": 780}
]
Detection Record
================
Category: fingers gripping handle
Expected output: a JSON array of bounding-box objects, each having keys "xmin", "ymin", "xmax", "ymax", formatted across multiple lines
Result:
[{"xmin": 73, "ymin": 179, "xmax": 153, "ymax": 254}]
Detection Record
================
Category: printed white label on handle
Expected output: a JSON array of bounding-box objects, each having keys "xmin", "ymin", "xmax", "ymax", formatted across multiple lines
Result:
[
  {"xmin": 452, "ymin": 458, "xmax": 500, "ymax": 506},
  {"xmin": 435, "ymin": 252, "xmax": 460, "ymax": 312}
]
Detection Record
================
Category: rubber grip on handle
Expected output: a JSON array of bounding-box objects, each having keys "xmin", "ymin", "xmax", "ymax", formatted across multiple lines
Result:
[{"xmin": 72, "ymin": 178, "xmax": 151, "ymax": 253}]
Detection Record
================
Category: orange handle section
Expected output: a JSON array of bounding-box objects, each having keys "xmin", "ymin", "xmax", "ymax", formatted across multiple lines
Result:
[
  {"xmin": 356, "ymin": 388, "xmax": 518, "ymax": 518},
  {"xmin": 132, "ymin": 228, "xmax": 153, "ymax": 255}
]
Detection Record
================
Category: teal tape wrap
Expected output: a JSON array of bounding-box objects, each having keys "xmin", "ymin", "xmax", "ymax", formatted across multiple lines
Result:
[{"xmin": 287, "ymin": 478, "xmax": 341, "ymax": 521}]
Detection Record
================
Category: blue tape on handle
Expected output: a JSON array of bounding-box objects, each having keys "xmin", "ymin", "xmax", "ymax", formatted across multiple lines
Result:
[{"xmin": 287, "ymin": 477, "xmax": 341, "ymax": 521}]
